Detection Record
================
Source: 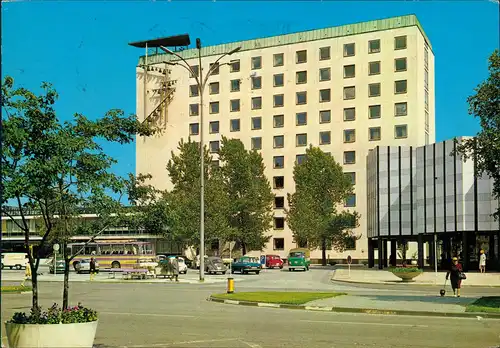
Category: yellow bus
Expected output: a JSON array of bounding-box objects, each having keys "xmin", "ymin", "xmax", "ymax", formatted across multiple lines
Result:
[{"xmin": 69, "ymin": 240, "xmax": 156, "ymax": 270}]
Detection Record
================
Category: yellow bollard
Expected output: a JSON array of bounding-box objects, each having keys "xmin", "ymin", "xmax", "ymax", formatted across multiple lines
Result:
[{"xmin": 227, "ymin": 277, "xmax": 234, "ymax": 294}]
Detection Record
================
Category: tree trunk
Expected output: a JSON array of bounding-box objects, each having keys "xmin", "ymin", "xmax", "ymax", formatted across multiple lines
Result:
[
  {"xmin": 242, "ymin": 243, "xmax": 247, "ymax": 256},
  {"xmin": 321, "ymin": 239, "xmax": 327, "ymax": 266},
  {"xmin": 62, "ymin": 245, "xmax": 70, "ymax": 309},
  {"xmin": 31, "ymin": 266, "xmax": 39, "ymax": 311}
]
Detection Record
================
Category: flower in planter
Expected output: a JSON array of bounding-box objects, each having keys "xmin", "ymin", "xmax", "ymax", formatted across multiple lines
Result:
[{"xmin": 8, "ymin": 303, "xmax": 98, "ymax": 325}]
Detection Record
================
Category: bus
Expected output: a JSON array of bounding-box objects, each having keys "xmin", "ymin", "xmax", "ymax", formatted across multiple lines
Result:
[{"xmin": 69, "ymin": 240, "xmax": 156, "ymax": 270}]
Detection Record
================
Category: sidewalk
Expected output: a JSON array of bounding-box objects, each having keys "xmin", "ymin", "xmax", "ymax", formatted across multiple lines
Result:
[{"xmin": 332, "ymin": 268, "xmax": 500, "ymax": 287}]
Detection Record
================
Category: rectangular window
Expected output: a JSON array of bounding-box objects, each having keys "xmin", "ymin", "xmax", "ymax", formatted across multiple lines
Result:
[
  {"xmin": 230, "ymin": 119, "xmax": 240, "ymax": 132},
  {"xmin": 251, "ymin": 97, "xmax": 262, "ymax": 110},
  {"xmin": 212, "ymin": 160, "xmax": 220, "ymax": 167},
  {"xmin": 319, "ymin": 67, "xmax": 331, "ymax": 81},
  {"xmin": 273, "ymin": 176, "xmax": 284, "ymax": 189},
  {"xmin": 344, "ymin": 151, "xmax": 356, "ymax": 164},
  {"xmin": 274, "ymin": 217, "xmax": 285, "ymax": 230},
  {"xmin": 296, "ymin": 50, "xmax": 307, "ymax": 64},
  {"xmin": 319, "ymin": 131, "xmax": 331, "ymax": 145},
  {"xmin": 230, "ymin": 79, "xmax": 240, "ymax": 92},
  {"xmin": 190, "ymin": 65, "xmax": 199, "ymax": 78},
  {"xmin": 209, "ymin": 121, "xmax": 219, "ymax": 134},
  {"xmin": 344, "ymin": 64, "xmax": 355, "ymax": 78},
  {"xmin": 273, "ymin": 135, "xmax": 284, "ymax": 149},
  {"xmin": 251, "ymin": 56, "xmax": 262, "ymax": 69},
  {"xmin": 424, "ymin": 46, "xmax": 429, "ymax": 68},
  {"xmin": 296, "ymin": 154, "xmax": 307, "ymax": 165},
  {"xmin": 296, "ymin": 91, "xmax": 307, "ymax": 105},
  {"xmin": 209, "ymin": 63, "xmax": 219, "ymax": 75},
  {"xmin": 369, "ymin": 83, "xmax": 381, "ymax": 97},
  {"xmin": 209, "ymin": 141, "xmax": 220, "ymax": 153},
  {"xmin": 395, "ymin": 57, "xmax": 407, "ymax": 72},
  {"xmin": 274, "ymin": 94, "xmax": 284, "ymax": 107},
  {"xmin": 394, "ymin": 36, "xmax": 407, "ymax": 50},
  {"xmin": 273, "ymin": 53, "xmax": 284, "ymax": 67},
  {"xmin": 296, "ymin": 112, "xmax": 307, "ymax": 126},
  {"xmin": 273, "ymin": 114, "xmax": 284, "ymax": 128},
  {"xmin": 273, "ymin": 156, "xmax": 284, "ymax": 169},
  {"xmin": 189, "ymin": 123, "xmax": 199, "ymax": 135},
  {"xmin": 251, "ymin": 137, "xmax": 262, "ymax": 150},
  {"xmin": 209, "ymin": 101, "xmax": 219, "ymax": 114},
  {"xmin": 296, "ymin": 71, "xmax": 307, "ymax": 84},
  {"xmin": 230, "ymin": 99, "xmax": 240, "ymax": 112},
  {"xmin": 343, "ymin": 86, "xmax": 355, "ymax": 100},
  {"xmin": 345, "ymin": 237, "xmax": 356, "ymax": 250},
  {"xmin": 319, "ymin": 46, "xmax": 331, "ymax": 60},
  {"xmin": 251, "ymin": 117, "xmax": 262, "ymax": 130},
  {"xmin": 274, "ymin": 73, "xmax": 284, "ymax": 87},
  {"xmin": 369, "ymin": 61, "xmax": 381, "ymax": 75},
  {"xmin": 319, "ymin": 89, "xmax": 331, "ymax": 103},
  {"xmin": 274, "ymin": 196, "xmax": 285, "ymax": 209},
  {"xmin": 395, "ymin": 80, "xmax": 407, "ymax": 94},
  {"xmin": 368, "ymin": 39, "xmax": 380, "ymax": 53},
  {"xmin": 344, "ymin": 43, "xmax": 355, "ymax": 57},
  {"xmin": 319, "ymin": 110, "xmax": 331, "ymax": 124},
  {"xmin": 296, "ymin": 133, "xmax": 307, "ymax": 147},
  {"xmin": 230, "ymin": 60, "xmax": 240, "ymax": 72},
  {"xmin": 395, "ymin": 102, "xmax": 407, "ymax": 116},
  {"xmin": 424, "ymin": 70, "xmax": 429, "ymax": 90},
  {"xmin": 395, "ymin": 125, "xmax": 408, "ymax": 139},
  {"xmin": 425, "ymin": 111, "xmax": 429, "ymax": 132},
  {"xmin": 345, "ymin": 194, "xmax": 356, "ymax": 208},
  {"xmin": 369, "ymin": 127, "xmax": 381, "ymax": 141},
  {"xmin": 189, "ymin": 104, "xmax": 199, "ymax": 116},
  {"xmin": 189, "ymin": 85, "xmax": 199, "ymax": 97},
  {"xmin": 251, "ymin": 76, "xmax": 262, "ymax": 90},
  {"xmin": 425, "ymin": 90, "xmax": 429, "ymax": 110},
  {"xmin": 344, "ymin": 129, "xmax": 356, "ymax": 143},
  {"xmin": 369, "ymin": 105, "xmax": 381, "ymax": 119},
  {"xmin": 344, "ymin": 172, "xmax": 356, "ymax": 185},
  {"xmin": 344, "ymin": 107, "xmax": 356, "ymax": 121}
]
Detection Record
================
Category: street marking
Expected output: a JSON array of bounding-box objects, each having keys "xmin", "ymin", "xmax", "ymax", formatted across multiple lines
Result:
[
  {"xmin": 301, "ymin": 319, "xmax": 429, "ymax": 328},
  {"xmin": 120, "ymin": 338, "xmax": 238, "ymax": 347},
  {"xmin": 100, "ymin": 312, "xmax": 195, "ymax": 318},
  {"xmin": 240, "ymin": 341, "xmax": 263, "ymax": 348},
  {"xmin": 257, "ymin": 303, "xmax": 280, "ymax": 308}
]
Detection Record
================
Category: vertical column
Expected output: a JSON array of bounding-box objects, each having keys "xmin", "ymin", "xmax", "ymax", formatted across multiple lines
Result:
[
  {"xmin": 383, "ymin": 241, "xmax": 388, "ymax": 268},
  {"xmin": 429, "ymin": 237, "xmax": 435, "ymax": 269},
  {"xmin": 462, "ymin": 231, "xmax": 469, "ymax": 272},
  {"xmin": 418, "ymin": 234, "xmax": 424, "ymax": 268},
  {"xmin": 489, "ymin": 234, "xmax": 495, "ymax": 271},
  {"xmin": 378, "ymin": 239, "xmax": 384, "ymax": 270},
  {"xmin": 368, "ymin": 238, "xmax": 375, "ymax": 268},
  {"xmin": 390, "ymin": 240, "xmax": 397, "ymax": 266}
]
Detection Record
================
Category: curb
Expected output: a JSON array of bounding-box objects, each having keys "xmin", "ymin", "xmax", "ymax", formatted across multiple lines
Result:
[
  {"xmin": 207, "ymin": 296, "xmax": 500, "ymax": 319},
  {"xmin": 331, "ymin": 278, "xmax": 500, "ymax": 288}
]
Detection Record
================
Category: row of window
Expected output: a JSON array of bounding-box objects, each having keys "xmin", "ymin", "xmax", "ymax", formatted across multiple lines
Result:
[
  {"xmin": 189, "ymin": 58, "xmax": 408, "ymax": 98},
  {"xmin": 271, "ymin": 236, "xmax": 356, "ymax": 250},
  {"xmin": 187, "ymin": 36, "xmax": 408, "ymax": 77},
  {"xmin": 188, "ymin": 80, "xmax": 408, "ymax": 116}
]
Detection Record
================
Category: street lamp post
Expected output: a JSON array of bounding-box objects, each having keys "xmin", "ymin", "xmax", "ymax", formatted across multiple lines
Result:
[{"xmin": 160, "ymin": 40, "xmax": 241, "ymax": 282}]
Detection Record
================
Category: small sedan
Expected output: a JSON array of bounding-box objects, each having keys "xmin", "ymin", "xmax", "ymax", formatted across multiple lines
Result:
[
  {"xmin": 205, "ymin": 256, "xmax": 227, "ymax": 275},
  {"xmin": 74, "ymin": 259, "xmax": 99, "ymax": 274},
  {"xmin": 49, "ymin": 260, "xmax": 66, "ymax": 274},
  {"xmin": 231, "ymin": 257, "xmax": 261, "ymax": 275}
]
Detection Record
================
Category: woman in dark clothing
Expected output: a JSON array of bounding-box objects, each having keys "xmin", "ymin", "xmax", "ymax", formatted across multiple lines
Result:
[{"xmin": 446, "ymin": 257, "xmax": 463, "ymax": 297}]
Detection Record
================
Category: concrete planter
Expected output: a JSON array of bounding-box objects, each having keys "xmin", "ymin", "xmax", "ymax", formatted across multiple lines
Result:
[
  {"xmin": 391, "ymin": 271, "xmax": 422, "ymax": 282},
  {"xmin": 5, "ymin": 320, "xmax": 98, "ymax": 348}
]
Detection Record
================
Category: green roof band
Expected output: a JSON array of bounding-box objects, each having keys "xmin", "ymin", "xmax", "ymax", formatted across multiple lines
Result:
[{"xmin": 137, "ymin": 14, "xmax": 431, "ymax": 66}]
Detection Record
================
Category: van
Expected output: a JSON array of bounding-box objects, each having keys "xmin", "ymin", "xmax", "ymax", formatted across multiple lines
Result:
[{"xmin": 1, "ymin": 253, "xmax": 27, "ymax": 270}]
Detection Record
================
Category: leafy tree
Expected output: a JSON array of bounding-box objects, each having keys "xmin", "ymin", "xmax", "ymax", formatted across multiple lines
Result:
[
  {"xmin": 1, "ymin": 76, "xmax": 154, "ymax": 311},
  {"xmin": 286, "ymin": 146, "xmax": 360, "ymax": 265},
  {"xmin": 455, "ymin": 49, "xmax": 500, "ymax": 219},
  {"xmin": 218, "ymin": 137, "xmax": 273, "ymax": 255}
]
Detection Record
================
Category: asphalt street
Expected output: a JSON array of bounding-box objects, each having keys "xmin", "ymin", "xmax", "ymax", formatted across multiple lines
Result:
[{"xmin": 2, "ymin": 268, "xmax": 500, "ymax": 348}]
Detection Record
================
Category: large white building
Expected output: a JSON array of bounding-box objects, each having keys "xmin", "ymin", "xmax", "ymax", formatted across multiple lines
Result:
[{"xmin": 134, "ymin": 14, "xmax": 435, "ymax": 262}]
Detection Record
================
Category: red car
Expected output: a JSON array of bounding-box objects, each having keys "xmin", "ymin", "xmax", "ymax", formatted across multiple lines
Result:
[{"xmin": 265, "ymin": 255, "xmax": 284, "ymax": 269}]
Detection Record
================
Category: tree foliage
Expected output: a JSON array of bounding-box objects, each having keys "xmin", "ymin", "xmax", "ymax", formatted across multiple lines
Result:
[
  {"xmin": 456, "ymin": 49, "xmax": 500, "ymax": 220},
  {"xmin": 286, "ymin": 146, "xmax": 360, "ymax": 265}
]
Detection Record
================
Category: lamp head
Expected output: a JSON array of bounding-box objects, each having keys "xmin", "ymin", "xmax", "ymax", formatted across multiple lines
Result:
[
  {"xmin": 228, "ymin": 46, "xmax": 242, "ymax": 55},
  {"xmin": 159, "ymin": 46, "xmax": 174, "ymax": 55}
]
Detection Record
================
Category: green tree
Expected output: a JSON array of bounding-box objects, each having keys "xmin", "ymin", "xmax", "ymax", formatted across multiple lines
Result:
[
  {"xmin": 1, "ymin": 76, "xmax": 154, "ymax": 311},
  {"xmin": 286, "ymin": 146, "xmax": 360, "ymax": 265},
  {"xmin": 456, "ymin": 49, "xmax": 500, "ymax": 219},
  {"xmin": 218, "ymin": 137, "xmax": 274, "ymax": 255}
]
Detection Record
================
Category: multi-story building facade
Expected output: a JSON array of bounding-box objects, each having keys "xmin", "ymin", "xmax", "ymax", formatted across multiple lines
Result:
[
  {"xmin": 134, "ymin": 14, "xmax": 436, "ymax": 262},
  {"xmin": 366, "ymin": 138, "xmax": 499, "ymax": 271}
]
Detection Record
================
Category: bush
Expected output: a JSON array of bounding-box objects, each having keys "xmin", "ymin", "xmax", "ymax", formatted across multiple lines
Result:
[
  {"xmin": 8, "ymin": 303, "xmax": 98, "ymax": 324},
  {"xmin": 389, "ymin": 267, "xmax": 423, "ymax": 273}
]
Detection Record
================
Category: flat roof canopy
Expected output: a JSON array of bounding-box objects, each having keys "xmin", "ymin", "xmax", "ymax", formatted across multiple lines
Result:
[{"xmin": 128, "ymin": 34, "xmax": 190, "ymax": 48}]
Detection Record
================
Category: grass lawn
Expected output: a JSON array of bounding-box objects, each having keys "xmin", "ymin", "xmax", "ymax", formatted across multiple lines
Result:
[
  {"xmin": 211, "ymin": 291, "xmax": 346, "ymax": 305},
  {"xmin": 1, "ymin": 285, "xmax": 32, "ymax": 293},
  {"xmin": 466, "ymin": 297, "xmax": 500, "ymax": 313}
]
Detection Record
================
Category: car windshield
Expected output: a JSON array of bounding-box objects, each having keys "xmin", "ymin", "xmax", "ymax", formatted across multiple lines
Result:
[
  {"xmin": 242, "ymin": 257, "xmax": 258, "ymax": 263},
  {"xmin": 289, "ymin": 252, "xmax": 305, "ymax": 258}
]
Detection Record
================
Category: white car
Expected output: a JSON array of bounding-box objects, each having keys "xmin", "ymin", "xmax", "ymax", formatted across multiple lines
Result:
[
  {"xmin": 74, "ymin": 259, "xmax": 99, "ymax": 274},
  {"xmin": 159, "ymin": 255, "xmax": 188, "ymax": 274}
]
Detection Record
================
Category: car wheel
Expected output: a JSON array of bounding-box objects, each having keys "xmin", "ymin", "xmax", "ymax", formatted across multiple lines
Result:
[
  {"xmin": 256, "ymin": 271, "xmax": 260, "ymax": 275},
  {"xmin": 9, "ymin": 266, "xmax": 13, "ymax": 270},
  {"xmin": 1, "ymin": 264, "xmax": 3, "ymax": 270},
  {"xmin": 111, "ymin": 261, "xmax": 121, "ymax": 269},
  {"xmin": 279, "ymin": 265, "xmax": 283, "ymax": 269},
  {"xmin": 231, "ymin": 269, "xmax": 235, "ymax": 274},
  {"xmin": 15, "ymin": 264, "xmax": 22, "ymax": 270}
]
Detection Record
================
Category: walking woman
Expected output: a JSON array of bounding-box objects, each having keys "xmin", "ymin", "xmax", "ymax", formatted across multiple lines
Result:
[{"xmin": 446, "ymin": 257, "xmax": 464, "ymax": 297}]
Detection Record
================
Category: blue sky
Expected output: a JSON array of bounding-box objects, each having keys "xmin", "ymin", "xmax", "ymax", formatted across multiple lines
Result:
[{"xmin": 2, "ymin": 1, "xmax": 499, "ymax": 180}]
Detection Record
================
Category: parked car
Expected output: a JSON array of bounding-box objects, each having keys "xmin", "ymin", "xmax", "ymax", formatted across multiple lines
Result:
[
  {"xmin": 265, "ymin": 255, "xmax": 284, "ymax": 269},
  {"xmin": 158, "ymin": 255, "xmax": 188, "ymax": 274},
  {"xmin": 49, "ymin": 260, "xmax": 66, "ymax": 274},
  {"xmin": 74, "ymin": 259, "xmax": 99, "ymax": 274},
  {"xmin": 231, "ymin": 256, "xmax": 261, "ymax": 274},
  {"xmin": 1, "ymin": 253, "xmax": 27, "ymax": 270},
  {"xmin": 287, "ymin": 248, "xmax": 310, "ymax": 271},
  {"xmin": 205, "ymin": 256, "xmax": 227, "ymax": 275}
]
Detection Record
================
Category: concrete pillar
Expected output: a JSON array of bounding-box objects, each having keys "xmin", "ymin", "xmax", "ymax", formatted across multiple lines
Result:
[
  {"xmin": 429, "ymin": 237, "xmax": 435, "ymax": 269},
  {"xmin": 383, "ymin": 241, "xmax": 388, "ymax": 268},
  {"xmin": 378, "ymin": 239, "xmax": 384, "ymax": 270},
  {"xmin": 462, "ymin": 231, "xmax": 469, "ymax": 272},
  {"xmin": 417, "ymin": 234, "xmax": 424, "ymax": 268},
  {"xmin": 368, "ymin": 239, "xmax": 375, "ymax": 268},
  {"xmin": 390, "ymin": 240, "xmax": 397, "ymax": 266}
]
